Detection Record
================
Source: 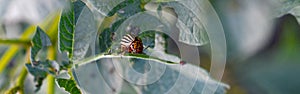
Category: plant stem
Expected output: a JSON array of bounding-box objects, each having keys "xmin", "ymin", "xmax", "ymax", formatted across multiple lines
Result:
[
  {"xmin": 16, "ymin": 67, "xmax": 28, "ymax": 94},
  {"xmin": 47, "ymin": 46, "xmax": 56, "ymax": 94},
  {"xmin": 0, "ymin": 46, "xmax": 20, "ymax": 74},
  {"xmin": 44, "ymin": 12, "xmax": 60, "ymax": 94},
  {"xmin": 0, "ymin": 39, "xmax": 31, "ymax": 46},
  {"xmin": 0, "ymin": 26, "xmax": 36, "ymax": 74},
  {"xmin": 68, "ymin": 68, "xmax": 74, "ymax": 80},
  {"xmin": 47, "ymin": 75, "xmax": 55, "ymax": 94},
  {"xmin": 76, "ymin": 53, "xmax": 178, "ymax": 66},
  {"xmin": 16, "ymin": 67, "xmax": 28, "ymax": 86}
]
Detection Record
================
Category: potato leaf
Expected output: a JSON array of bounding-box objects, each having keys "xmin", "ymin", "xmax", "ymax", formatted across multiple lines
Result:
[
  {"xmin": 72, "ymin": 56, "xmax": 229, "ymax": 94},
  {"xmin": 56, "ymin": 78, "xmax": 81, "ymax": 94},
  {"xmin": 272, "ymin": 0, "xmax": 300, "ymax": 24},
  {"xmin": 58, "ymin": 0, "xmax": 97, "ymax": 62},
  {"xmin": 98, "ymin": 28, "xmax": 113, "ymax": 54},
  {"xmin": 72, "ymin": 59, "xmax": 123, "ymax": 94},
  {"xmin": 30, "ymin": 26, "xmax": 51, "ymax": 62},
  {"xmin": 25, "ymin": 63, "xmax": 47, "ymax": 92},
  {"xmin": 87, "ymin": 0, "xmax": 145, "ymax": 17},
  {"xmin": 160, "ymin": 0, "xmax": 209, "ymax": 46}
]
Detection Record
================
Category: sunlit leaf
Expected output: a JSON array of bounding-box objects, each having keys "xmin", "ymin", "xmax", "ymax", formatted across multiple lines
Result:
[
  {"xmin": 273, "ymin": 0, "xmax": 300, "ymax": 24},
  {"xmin": 72, "ymin": 55, "xmax": 229, "ymax": 94},
  {"xmin": 273, "ymin": 0, "xmax": 300, "ymax": 17},
  {"xmin": 56, "ymin": 78, "xmax": 81, "ymax": 94},
  {"xmin": 58, "ymin": 0, "xmax": 97, "ymax": 62},
  {"xmin": 86, "ymin": 0, "xmax": 124, "ymax": 16},
  {"xmin": 72, "ymin": 59, "xmax": 123, "ymax": 94},
  {"xmin": 160, "ymin": 0, "xmax": 209, "ymax": 46},
  {"xmin": 115, "ymin": 0, "xmax": 144, "ymax": 18},
  {"xmin": 87, "ymin": 0, "xmax": 145, "ymax": 17},
  {"xmin": 288, "ymin": 6, "xmax": 300, "ymax": 24},
  {"xmin": 127, "ymin": 59, "xmax": 228, "ymax": 94}
]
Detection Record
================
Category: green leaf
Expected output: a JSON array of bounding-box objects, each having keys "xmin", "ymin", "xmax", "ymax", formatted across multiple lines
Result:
[
  {"xmin": 110, "ymin": 18, "xmax": 127, "ymax": 32},
  {"xmin": 107, "ymin": 0, "xmax": 135, "ymax": 16},
  {"xmin": 87, "ymin": 0, "xmax": 144, "ymax": 17},
  {"xmin": 97, "ymin": 18, "xmax": 126, "ymax": 54},
  {"xmin": 273, "ymin": 0, "xmax": 300, "ymax": 24},
  {"xmin": 98, "ymin": 28, "xmax": 113, "ymax": 54},
  {"xmin": 273, "ymin": 0, "xmax": 300, "ymax": 17},
  {"xmin": 127, "ymin": 59, "xmax": 228, "ymax": 94},
  {"xmin": 72, "ymin": 59, "xmax": 124, "ymax": 94},
  {"xmin": 160, "ymin": 1, "xmax": 209, "ymax": 46},
  {"xmin": 25, "ymin": 63, "xmax": 47, "ymax": 92},
  {"xmin": 27, "ymin": 26, "xmax": 54, "ymax": 92},
  {"xmin": 86, "ymin": 0, "xmax": 125, "ymax": 16},
  {"xmin": 5, "ymin": 86, "xmax": 21, "ymax": 94},
  {"xmin": 30, "ymin": 26, "xmax": 51, "ymax": 62},
  {"xmin": 58, "ymin": 0, "xmax": 97, "ymax": 62},
  {"xmin": 115, "ymin": 0, "xmax": 144, "ymax": 18},
  {"xmin": 56, "ymin": 78, "xmax": 82, "ymax": 94},
  {"xmin": 154, "ymin": 0, "xmax": 176, "ymax": 2},
  {"xmin": 138, "ymin": 30, "xmax": 156, "ymax": 48},
  {"xmin": 26, "ymin": 60, "xmax": 60, "ymax": 92},
  {"xmin": 287, "ymin": 6, "xmax": 300, "ymax": 24},
  {"xmin": 275, "ymin": 14, "xmax": 300, "ymax": 59},
  {"xmin": 72, "ymin": 55, "xmax": 229, "ymax": 94}
]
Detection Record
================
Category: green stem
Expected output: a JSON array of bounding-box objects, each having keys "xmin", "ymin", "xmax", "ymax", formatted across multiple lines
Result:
[
  {"xmin": 68, "ymin": 68, "xmax": 74, "ymax": 80},
  {"xmin": 47, "ymin": 46, "xmax": 56, "ymax": 94},
  {"xmin": 16, "ymin": 67, "xmax": 28, "ymax": 86},
  {"xmin": 76, "ymin": 53, "xmax": 178, "ymax": 66},
  {"xmin": 6, "ymin": 67, "xmax": 28, "ymax": 94},
  {"xmin": 47, "ymin": 76, "xmax": 55, "ymax": 94},
  {"xmin": 0, "ymin": 39, "xmax": 31, "ymax": 46}
]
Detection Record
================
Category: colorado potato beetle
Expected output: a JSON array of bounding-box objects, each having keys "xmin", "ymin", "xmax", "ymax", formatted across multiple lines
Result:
[
  {"xmin": 120, "ymin": 25, "xmax": 145, "ymax": 54},
  {"xmin": 120, "ymin": 34, "xmax": 144, "ymax": 54}
]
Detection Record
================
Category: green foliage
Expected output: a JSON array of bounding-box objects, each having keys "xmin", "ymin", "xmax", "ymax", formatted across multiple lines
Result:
[
  {"xmin": 26, "ymin": 26, "xmax": 54, "ymax": 92},
  {"xmin": 73, "ymin": 56, "xmax": 229, "ymax": 94},
  {"xmin": 274, "ymin": 0, "xmax": 300, "ymax": 17},
  {"xmin": 30, "ymin": 26, "xmax": 51, "ymax": 62},
  {"xmin": 97, "ymin": 18, "xmax": 127, "ymax": 54},
  {"xmin": 127, "ymin": 58, "xmax": 228, "ymax": 94},
  {"xmin": 160, "ymin": 0, "xmax": 209, "ymax": 46},
  {"xmin": 73, "ymin": 0, "xmax": 229, "ymax": 93},
  {"xmin": 3, "ymin": 0, "xmax": 300, "ymax": 94},
  {"xmin": 116, "ymin": 0, "xmax": 145, "ymax": 18},
  {"xmin": 5, "ymin": 86, "xmax": 21, "ymax": 94},
  {"xmin": 25, "ymin": 63, "xmax": 47, "ymax": 92},
  {"xmin": 138, "ymin": 30, "xmax": 155, "ymax": 48},
  {"xmin": 58, "ymin": 1, "xmax": 75, "ymax": 58},
  {"xmin": 3, "ymin": 0, "xmax": 230, "ymax": 93},
  {"xmin": 56, "ymin": 78, "xmax": 81, "ymax": 94},
  {"xmin": 107, "ymin": 0, "xmax": 135, "ymax": 16},
  {"xmin": 58, "ymin": 0, "xmax": 97, "ymax": 61},
  {"xmin": 110, "ymin": 18, "xmax": 127, "ymax": 33},
  {"xmin": 98, "ymin": 28, "xmax": 113, "ymax": 54}
]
